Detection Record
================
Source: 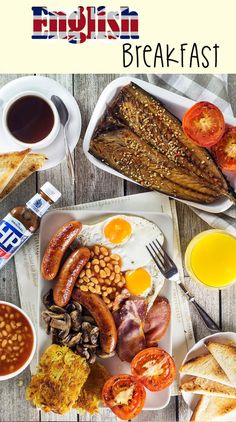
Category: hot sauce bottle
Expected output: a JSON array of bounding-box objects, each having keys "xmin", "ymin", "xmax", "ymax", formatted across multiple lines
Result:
[{"xmin": 0, "ymin": 182, "xmax": 61, "ymax": 269}]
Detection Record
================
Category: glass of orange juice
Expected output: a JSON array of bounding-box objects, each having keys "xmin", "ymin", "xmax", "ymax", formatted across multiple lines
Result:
[{"xmin": 185, "ymin": 229, "xmax": 236, "ymax": 289}]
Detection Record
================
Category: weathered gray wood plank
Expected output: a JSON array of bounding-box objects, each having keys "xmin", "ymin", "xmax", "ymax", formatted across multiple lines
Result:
[
  {"xmin": 221, "ymin": 76, "xmax": 236, "ymax": 334},
  {"xmin": 176, "ymin": 203, "xmax": 220, "ymax": 422},
  {"xmin": 176, "ymin": 203, "xmax": 220, "ymax": 340},
  {"xmin": 74, "ymin": 74, "xmax": 124, "ymax": 205},
  {"xmin": 37, "ymin": 74, "xmax": 75, "ymax": 209},
  {"xmin": 78, "ymin": 408, "xmax": 120, "ymax": 422},
  {"xmin": 0, "ymin": 74, "xmax": 39, "ymax": 421}
]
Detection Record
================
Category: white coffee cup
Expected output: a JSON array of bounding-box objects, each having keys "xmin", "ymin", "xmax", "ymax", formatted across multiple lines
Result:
[{"xmin": 2, "ymin": 91, "xmax": 60, "ymax": 150}]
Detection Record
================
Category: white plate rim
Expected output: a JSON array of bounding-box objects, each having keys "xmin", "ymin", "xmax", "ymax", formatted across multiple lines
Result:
[
  {"xmin": 83, "ymin": 76, "xmax": 236, "ymax": 214},
  {"xmin": 38, "ymin": 209, "xmax": 174, "ymax": 411}
]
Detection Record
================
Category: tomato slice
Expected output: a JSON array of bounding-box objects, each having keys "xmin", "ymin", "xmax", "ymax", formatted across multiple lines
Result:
[
  {"xmin": 212, "ymin": 126, "xmax": 236, "ymax": 171},
  {"xmin": 182, "ymin": 101, "xmax": 225, "ymax": 147},
  {"xmin": 131, "ymin": 347, "xmax": 176, "ymax": 392},
  {"xmin": 102, "ymin": 374, "xmax": 146, "ymax": 420}
]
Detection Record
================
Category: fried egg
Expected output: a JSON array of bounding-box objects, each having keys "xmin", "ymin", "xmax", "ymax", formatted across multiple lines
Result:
[
  {"xmin": 78, "ymin": 215, "xmax": 165, "ymax": 308},
  {"xmin": 124, "ymin": 262, "xmax": 165, "ymax": 309},
  {"xmin": 78, "ymin": 215, "xmax": 164, "ymax": 271}
]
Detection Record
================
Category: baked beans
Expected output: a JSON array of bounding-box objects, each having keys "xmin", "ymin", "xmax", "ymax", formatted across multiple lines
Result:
[
  {"xmin": 0, "ymin": 304, "xmax": 34, "ymax": 376},
  {"xmin": 75, "ymin": 245, "xmax": 126, "ymax": 309}
]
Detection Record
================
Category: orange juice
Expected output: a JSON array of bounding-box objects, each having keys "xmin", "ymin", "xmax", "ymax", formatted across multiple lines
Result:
[{"xmin": 185, "ymin": 230, "xmax": 236, "ymax": 288}]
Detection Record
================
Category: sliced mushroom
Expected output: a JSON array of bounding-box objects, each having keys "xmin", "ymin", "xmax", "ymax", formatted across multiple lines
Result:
[
  {"xmin": 60, "ymin": 333, "xmax": 72, "ymax": 344},
  {"xmin": 41, "ymin": 314, "xmax": 51, "ymax": 335},
  {"xmin": 71, "ymin": 301, "xmax": 82, "ymax": 313},
  {"xmin": 76, "ymin": 346, "xmax": 90, "ymax": 361},
  {"xmin": 81, "ymin": 321, "xmax": 92, "ymax": 331},
  {"xmin": 81, "ymin": 315, "xmax": 96, "ymax": 324},
  {"xmin": 42, "ymin": 289, "xmax": 54, "ymax": 309},
  {"xmin": 50, "ymin": 319, "xmax": 68, "ymax": 330},
  {"xmin": 66, "ymin": 332, "xmax": 82, "ymax": 347},
  {"xmin": 89, "ymin": 326, "xmax": 99, "ymax": 344},
  {"xmin": 84, "ymin": 343, "xmax": 97, "ymax": 349},
  {"xmin": 88, "ymin": 352, "xmax": 96, "ymax": 365},
  {"xmin": 50, "ymin": 327, "xmax": 58, "ymax": 336},
  {"xmin": 41, "ymin": 313, "xmax": 51, "ymax": 324},
  {"xmin": 81, "ymin": 321, "xmax": 93, "ymax": 343},
  {"xmin": 41, "ymin": 296, "xmax": 101, "ymax": 363},
  {"xmin": 90, "ymin": 326, "xmax": 99, "ymax": 334},
  {"xmin": 50, "ymin": 313, "xmax": 71, "ymax": 339},
  {"xmin": 49, "ymin": 305, "xmax": 66, "ymax": 314},
  {"xmin": 65, "ymin": 302, "xmax": 76, "ymax": 313},
  {"xmin": 70, "ymin": 310, "xmax": 81, "ymax": 332},
  {"xmin": 76, "ymin": 345, "xmax": 84, "ymax": 354},
  {"xmin": 57, "ymin": 314, "xmax": 71, "ymax": 339},
  {"xmin": 42, "ymin": 310, "xmax": 66, "ymax": 319}
]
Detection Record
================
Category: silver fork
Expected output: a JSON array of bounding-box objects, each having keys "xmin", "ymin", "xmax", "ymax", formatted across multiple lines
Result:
[{"xmin": 146, "ymin": 239, "xmax": 221, "ymax": 333}]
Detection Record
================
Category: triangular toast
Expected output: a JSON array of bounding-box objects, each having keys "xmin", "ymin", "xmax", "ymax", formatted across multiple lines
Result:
[
  {"xmin": 206, "ymin": 342, "xmax": 236, "ymax": 385},
  {"xmin": 180, "ymin": 376, "xmax": 236, "ymax": 398},
  {"xmin": 180, "ymin": 353, "xmax": 233, "ymax": 387},
  {"xmin": 190, "ymin": 395, "xmax": 236, "ymax": 421},
  {"xmin": 0, "ymin": 149, "xmax": 30, "ymax": 194},
  {"xmin": 0, "ymin": 153, "xmax": 46, "ymax": 201}
]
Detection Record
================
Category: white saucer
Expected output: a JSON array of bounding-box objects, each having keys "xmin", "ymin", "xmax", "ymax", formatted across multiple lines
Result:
[
  {"xmin": 0, "ymin": 76, "xmax": 81, "ymax": 170},
  {"xmin": 180, "ymin": 331, "xmax": 236, "ymax": 413}
]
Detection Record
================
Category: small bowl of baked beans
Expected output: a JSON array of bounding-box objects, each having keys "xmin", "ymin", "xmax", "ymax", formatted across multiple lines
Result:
[{"xmin": 0, "ymin": 301, "xmax": 36, "ymax": 381}]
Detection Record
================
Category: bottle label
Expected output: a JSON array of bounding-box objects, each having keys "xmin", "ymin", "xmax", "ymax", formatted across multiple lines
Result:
[
  {"xmin": 0, "ymin": 214, "xmax": 32, "ymax": 269},
  {"xmin": 41, "ymin": 182, "xmax": 61, "ymax": 203},
  {"xmin": 26, "ymin": 193, "xmax": 51, "ymax": 217}
]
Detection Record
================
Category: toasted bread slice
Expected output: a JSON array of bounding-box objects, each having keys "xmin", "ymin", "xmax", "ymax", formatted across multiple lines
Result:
[
  {"xmin": 206, "ymin": 342, "xmax": 236, "ymax": 385},
  {"xmin": 0, "ymin": 149, "xmax": 30, "ymax": 194},
  {"xmin": 180, "ymin": 377, "xmax": 236, "ymax": 398},
  {"xmin": 180, "ymin": 353, "xmax": 233, "ymax": 386},
  {"xmin": 190, "ymin": 395, "xmax": 236, "ymax": 421},
  {"xmin": 0, "ymin": 153, "xmax": 46, "ymax": 201}
]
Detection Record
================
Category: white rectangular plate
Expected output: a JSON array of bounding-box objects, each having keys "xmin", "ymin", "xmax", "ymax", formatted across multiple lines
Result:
[
  {"xmin": 38, "ymin": 209, "xmax": 173, "ymax": 411},
  {"xmin": 83, "ymin": 76, "xmax": 236, "ymax": 214}
]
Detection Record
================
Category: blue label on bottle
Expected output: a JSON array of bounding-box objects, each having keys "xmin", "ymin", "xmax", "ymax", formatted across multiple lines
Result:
[
  {"xmin": 26, "ymin": 193, "xmax": 50, "ymax": 217},
  {"xmin": 0, "ymin": 214, "xmax": 32, "ymax": 269}
]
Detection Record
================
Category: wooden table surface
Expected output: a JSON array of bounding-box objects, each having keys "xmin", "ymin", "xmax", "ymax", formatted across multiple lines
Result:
[{"xmin": 0, "ymin": 74, "xmax": 236, "ymax": 422}]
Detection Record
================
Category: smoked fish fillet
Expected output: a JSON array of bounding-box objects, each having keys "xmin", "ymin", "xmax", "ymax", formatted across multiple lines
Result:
[
  {"xmin": 90, "ymin": 128, "xmax": 225, "ymax": 204},
  {"xmin": 89, "ymin": 83, "xmax": 235, "ymax": 204},
  {"xmin": 111, "ymin": 83, "xmax": 229, "ymax": 191}
]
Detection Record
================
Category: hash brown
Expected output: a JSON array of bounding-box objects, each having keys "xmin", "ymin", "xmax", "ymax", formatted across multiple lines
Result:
[
  {"xmin": 26, "ymin": 344, "xmax": 90, "ymax": 414},
  {"xmin": 74, "ymin": 361, "xmax": 110, "ymax": 414}
]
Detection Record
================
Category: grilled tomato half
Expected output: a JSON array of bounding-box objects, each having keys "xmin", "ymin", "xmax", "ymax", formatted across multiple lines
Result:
[
  {"xmin": 131, "ymin": 347, "xmax": 176, "ymax": 392},
  {"xmin": 183, "ymin": 101, "xmax": 225, "ymax": 147},
  {"xmin": 212, "ymin": 126, "xmax": 236, "ymax": 171},
  {"xmin": 102, "ymin": 374, "xmax": 146, "ymax": 420}
]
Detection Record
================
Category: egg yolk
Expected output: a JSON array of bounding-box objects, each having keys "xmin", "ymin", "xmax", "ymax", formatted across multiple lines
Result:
[
  {"xmin": 125, "ymin": 268, "xmax": 151, "ymax": 295},
  {"xmin": 104, "ymin": 218, "xmax": 132, "ymax": 244}
]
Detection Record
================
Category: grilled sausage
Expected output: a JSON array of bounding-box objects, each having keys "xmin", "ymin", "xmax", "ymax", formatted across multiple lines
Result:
[
  {"xmin": 53, "ymin": 247, "xmax": 91, "ymax": 307},
  {"xmin": 41, "ymin": 220, "xmax": 82, "ymax": 280},
  {"xmin": 72, "ymin": 288, "xmax": 117, "ymax": 353}
]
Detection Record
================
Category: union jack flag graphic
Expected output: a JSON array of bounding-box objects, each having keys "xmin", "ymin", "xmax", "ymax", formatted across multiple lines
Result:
[{"xmin": 32, "ymin": 6, "xmax": 139, "ymax": 44}]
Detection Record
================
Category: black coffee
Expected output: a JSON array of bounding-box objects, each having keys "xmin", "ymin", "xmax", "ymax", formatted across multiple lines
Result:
[{"xmin": 7, "ymin": 95, "xmax": 54, "ymax": 143}]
